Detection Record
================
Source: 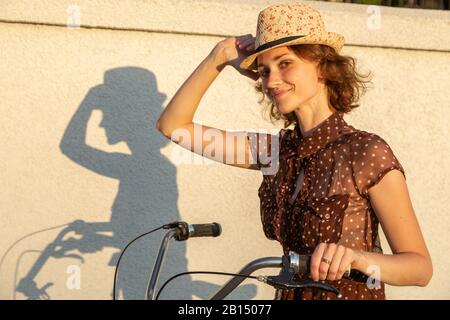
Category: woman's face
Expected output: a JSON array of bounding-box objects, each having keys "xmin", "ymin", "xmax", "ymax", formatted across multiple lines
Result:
[{"xmin": 257, "ymin": 46, "xmax": 322, "ymax": 114}]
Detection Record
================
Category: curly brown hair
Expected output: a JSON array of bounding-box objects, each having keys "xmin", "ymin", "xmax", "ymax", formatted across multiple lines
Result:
[{"xmin": 254, "ymin": 44, "xmax": 372, "ymax": 128}]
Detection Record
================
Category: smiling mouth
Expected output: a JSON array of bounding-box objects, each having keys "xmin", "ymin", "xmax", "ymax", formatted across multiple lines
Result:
[{"xmin": 272, "ymin": 88, "xmax": 292, "ymax": 100}]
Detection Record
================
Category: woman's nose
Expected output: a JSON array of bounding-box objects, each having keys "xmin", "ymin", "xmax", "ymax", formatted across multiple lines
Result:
[{"xmin": 266, "ymin": 69, "xmax": 282, "ymax": 88}]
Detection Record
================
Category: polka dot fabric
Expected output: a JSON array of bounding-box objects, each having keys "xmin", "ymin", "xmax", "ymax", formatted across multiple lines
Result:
[{"xmin": 248, "ymin": 112, "xmax": 405, "ymax": 300}]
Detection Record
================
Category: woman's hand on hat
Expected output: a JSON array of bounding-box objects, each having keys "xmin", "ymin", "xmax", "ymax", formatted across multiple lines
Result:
[
  {"xmin": 310, "ymin": 242, "xmax": 364, "ymax": 281},
  {"xmin": 211, "ymin": 34, "xmax": 259, "ymax": 81}
]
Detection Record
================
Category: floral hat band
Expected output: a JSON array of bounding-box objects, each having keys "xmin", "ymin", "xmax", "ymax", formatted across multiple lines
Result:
[{"xmin": 240, "ymin": 3, "xmax": 345, "ymax": 70}]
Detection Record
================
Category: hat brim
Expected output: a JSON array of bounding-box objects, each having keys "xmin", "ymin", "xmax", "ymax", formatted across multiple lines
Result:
[{"xmin": 240, "ymin": 32, "xmax": 345, "ymax": 71}]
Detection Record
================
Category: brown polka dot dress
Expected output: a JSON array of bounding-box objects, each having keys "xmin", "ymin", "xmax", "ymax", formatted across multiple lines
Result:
[{"xmin": 247, "ymin": 112, "xmax": 405, "ymax": 300}]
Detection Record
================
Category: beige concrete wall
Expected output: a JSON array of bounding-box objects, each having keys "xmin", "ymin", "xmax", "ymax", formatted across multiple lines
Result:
[{"xmin": 0, "ymin": 0, "xmax": 448, "ymax": 300}]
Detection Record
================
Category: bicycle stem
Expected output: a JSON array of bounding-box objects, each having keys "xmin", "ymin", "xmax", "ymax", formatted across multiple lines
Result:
[{"xmin": 146, "ymin": 229, "xmax": 177, "ymax": 300}]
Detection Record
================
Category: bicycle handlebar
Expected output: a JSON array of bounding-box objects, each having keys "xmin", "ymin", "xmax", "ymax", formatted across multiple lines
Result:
[
  {"xmin": 210, "ymin": 251, "xmax": 349, "ymax": 299},
  {"xmin": 163, "ymin": 221, "xmax": 222, "ymax": 241},
  {"xmin": 189, "ymin": 223, "xmax": 222, "ymax": 238},
  {"xmin": 145, "ymin": 222, "xmax": 350, "ymax": 300},
  {"xmin": 147, "ymin": 222, "xmax": 222, "ymax": 300},
  {"xmin": 287, "ymin": 252, "xmax": 351, "ymax": 278}
]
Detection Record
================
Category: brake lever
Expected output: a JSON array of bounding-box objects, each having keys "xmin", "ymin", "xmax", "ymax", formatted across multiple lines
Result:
[
  {"xmin": 263, "ymin": 273, "xmax": 342, "ymax": 298},
  {"xmin": 260, "ymin": 254, "xmax": 343, "ymax": 298}
]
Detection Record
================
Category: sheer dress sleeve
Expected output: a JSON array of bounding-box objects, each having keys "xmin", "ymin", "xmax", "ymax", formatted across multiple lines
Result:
[{"xmin": 351, "ymin": 133, "xmax": 405, "ymax": 197}]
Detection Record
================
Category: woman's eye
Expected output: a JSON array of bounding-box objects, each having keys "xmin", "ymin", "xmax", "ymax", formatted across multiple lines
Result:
[
  {"xmin": 279, "ymin": 60, "xmax": 291, "ymax": 68},
  {"xmin": 259, "ymin": 61, "xmax": 291, "ymax": 77}
]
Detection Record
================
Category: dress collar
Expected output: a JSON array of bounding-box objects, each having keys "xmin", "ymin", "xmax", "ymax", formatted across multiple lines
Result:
[{"xmin": 283, "ymin": 112, "xmax": 356, "ymax": 160}]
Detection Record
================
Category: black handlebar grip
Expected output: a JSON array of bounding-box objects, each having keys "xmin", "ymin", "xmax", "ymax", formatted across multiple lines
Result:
[
  {"xmin": 299, "ymin": 254, "xmax": 312, "ymax": 274},
  {"xmin": 189, "ymin": 223, "xmax": 222, "ymax": 238}
]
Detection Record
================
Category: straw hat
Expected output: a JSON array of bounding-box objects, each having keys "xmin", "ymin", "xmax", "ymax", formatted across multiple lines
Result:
[{"xmin": 240, "ymin": 3, "xmax": 345, "ymax": 70}]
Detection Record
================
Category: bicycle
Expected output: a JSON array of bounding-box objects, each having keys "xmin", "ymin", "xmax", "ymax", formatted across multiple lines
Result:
[{"xmin": 115, "ymin": 221, "xmax": 349, "ymax": 300}]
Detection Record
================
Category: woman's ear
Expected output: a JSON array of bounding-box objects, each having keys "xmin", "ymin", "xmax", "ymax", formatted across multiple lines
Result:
[
  {"xmin": 316, "ymin": 63, "xmax": 324, "ymax": 82},
  {"xmin": 317, "ymin": 68, "xmax": 326, "ymax": 84}
]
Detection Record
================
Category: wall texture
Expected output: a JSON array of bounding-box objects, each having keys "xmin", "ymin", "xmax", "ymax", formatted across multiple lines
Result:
[{"xmin": 0, "ymin": 0, "xmax": 449, "ymax": 300}]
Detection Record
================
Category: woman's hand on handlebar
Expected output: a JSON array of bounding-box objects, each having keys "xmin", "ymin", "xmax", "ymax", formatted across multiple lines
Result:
[
  {"xmin": 210, "ymin": 34, "xmax": 259, "ymax": 81},
  {"xmin": 310, "ymin": 243, "xmax": 364, "ymax": 282}
]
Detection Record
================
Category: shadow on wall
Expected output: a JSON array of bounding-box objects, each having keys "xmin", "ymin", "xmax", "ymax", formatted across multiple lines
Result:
[{"xmin": 10, "ymin": 67, "xmax": 256, "ymax": 300}]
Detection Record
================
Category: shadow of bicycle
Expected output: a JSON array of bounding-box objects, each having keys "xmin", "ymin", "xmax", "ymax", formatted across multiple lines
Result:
[{"xmin": 13, "ymin": 67, "xmax": 256, "ymax": 300}]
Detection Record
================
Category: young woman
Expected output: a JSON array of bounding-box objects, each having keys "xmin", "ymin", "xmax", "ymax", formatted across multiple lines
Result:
[{"xmin": 156, "ymin": 3, "xmax": 432, "ymax": 300}]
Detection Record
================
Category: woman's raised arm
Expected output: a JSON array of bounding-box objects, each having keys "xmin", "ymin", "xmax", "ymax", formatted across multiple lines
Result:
[{"xmin": 156, "ymin": 35, "xmax": 265, "ymax": 169}]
